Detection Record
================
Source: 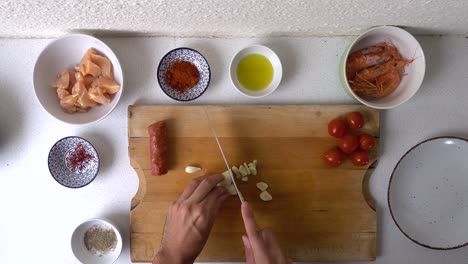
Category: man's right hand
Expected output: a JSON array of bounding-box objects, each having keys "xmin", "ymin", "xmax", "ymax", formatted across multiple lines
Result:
[{"xmin": 241, "ymin": 202, "xmax": 290, "ymax": 264}]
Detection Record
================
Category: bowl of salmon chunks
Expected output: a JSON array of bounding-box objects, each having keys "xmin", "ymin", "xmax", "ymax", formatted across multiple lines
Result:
[
  {"xmin": 34, "ymin": 34, "xmax": 123, "ymax": 125},
  {"xmin": 340, "ymin": 26, "xmax": 425, "ymax": 109}
]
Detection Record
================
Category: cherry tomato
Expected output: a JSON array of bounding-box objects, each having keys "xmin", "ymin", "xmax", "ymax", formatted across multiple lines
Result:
[
  {"xmin": 346, "ymin": 112, "xmax": 364, "ymax": 129},
  {"xmin": 328, "ymin": 118, "xmax": 346, "ymax": 138},
  {"xmin": 350, "ymin": 150, "xmax": 370, "ymax": 166},
  {"xmin": 322, "ymin": 148, "xmax": 344, "ymax": 167},
  {"xmin": 359, "ymin": 133, "xmax": 376, "ymax": 151},
  {"xmin": 338, "ymin": 134, "xmax": 358, "ymax": 154}
]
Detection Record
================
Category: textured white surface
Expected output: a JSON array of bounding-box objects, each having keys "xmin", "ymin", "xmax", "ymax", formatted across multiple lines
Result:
[
  {"xmin": 0, "ymin": 36, "xmax": 468, "ymax": 264},
  {"xmin": 1, "ymin": 0, "xmax": 468, "ymax": 38}
]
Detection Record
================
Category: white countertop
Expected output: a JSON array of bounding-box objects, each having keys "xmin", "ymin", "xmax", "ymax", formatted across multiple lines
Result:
[{"xmin": 0, "ymin": 35, "xmax": 467, "ymax": 264}]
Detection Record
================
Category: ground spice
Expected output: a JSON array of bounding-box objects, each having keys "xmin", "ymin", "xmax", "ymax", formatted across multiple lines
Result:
[
  {"xmin": 165, "ymin": 60, "xmax": 200, "ymax": 93},
  {"xmin": 66, "ymin": 143, "xmax": 93, "ymax": 172},
  {"xmin": 84, "ymin": 224, "xmax": 117, "ymax": 256}
]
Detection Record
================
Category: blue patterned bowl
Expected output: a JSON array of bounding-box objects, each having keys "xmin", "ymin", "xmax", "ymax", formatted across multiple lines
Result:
[
  {"xmin": 157, "ymin": 47, "xmax": 211, "ymax": 101},
  {"xmin": 48, "ymin": 136, "xmax": 100, "ymax": 188}
]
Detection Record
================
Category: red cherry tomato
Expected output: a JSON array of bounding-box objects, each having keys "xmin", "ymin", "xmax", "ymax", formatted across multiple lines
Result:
[
  {"xmin": 338, "ymin": 134, "xmax": 359, "ymax": 154},
  {"xmin": 328, "ymin": 118, "xmax": 346, "ymax": 138},
  {"xmin": 359, "ymin": 133, "xmax": 376, "ymax": 151},
  {"xmin": 346, "ymin": 112, "xmax": 364, "ymax": 129},
  {"xmin": 350, "ymin": 150, "xmax": 370, "ymax": 166},
  {"xmin": 322, "ymin": 148, "xmax": 344, "ymax": 167}
]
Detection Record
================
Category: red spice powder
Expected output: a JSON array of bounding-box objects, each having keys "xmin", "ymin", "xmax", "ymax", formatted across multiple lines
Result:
[{"xmin": 165, "ymin": 61, "xmax": 200, "ymax": 93}]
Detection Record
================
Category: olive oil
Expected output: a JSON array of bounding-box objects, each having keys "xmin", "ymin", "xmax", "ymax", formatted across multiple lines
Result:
[{"xmin": 237, "ymin": 54, "xmax": 273, "ymax": 91}]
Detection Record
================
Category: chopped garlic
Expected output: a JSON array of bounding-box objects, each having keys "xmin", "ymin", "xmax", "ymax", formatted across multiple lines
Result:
[
  {"xmin": 260, "ymin": 191, "xmax": 272, "ymax": 201},
  {"xmin": 253, "ymin": 160, "xmax": 258, "ymax": 165},
  {"xmin": 239, "ymin": 165, "xmax": 250, "ymax": 177},
  {"xmin": 232, "ymin": 166, "xmax": 241, "ymax": 179},
  {"xmin": 241, "ymin": 176, "xmax": 248, "ymax": 182},
  {"xmin": 218, "ymin": 170, "xmax": 232, "ymax": 187},
  {"xmin": 248, "ymin": 162, "xmax": 257, "ymax": 175},
  {"xmin": 226, "ymin": 184, "xmax": 237, "ymax": 195},
  {"xmin": 185, "ymin": 166, "xmax": 201, "ymax": 174},
  {"xmin": 256, "ymin": 182, "xmax": 268, "ymax": 191}
]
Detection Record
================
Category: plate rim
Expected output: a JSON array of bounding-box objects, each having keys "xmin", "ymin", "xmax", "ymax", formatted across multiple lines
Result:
[
  {"xmin": 157, "ymin": 47, "xmax": 211, "ymax": 102},
  {"xmin": 388, "ymin": 136, "xmax": 468, "ymax": 250},
  {"xmin": 48, "ymin": 136, "xmax": 100, "ymax": 189}
]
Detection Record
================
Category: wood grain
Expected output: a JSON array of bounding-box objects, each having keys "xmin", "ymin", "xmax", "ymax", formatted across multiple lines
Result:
[{"xmin": 129, "ymin": 105, "xmax": 378, "ymax": 262}]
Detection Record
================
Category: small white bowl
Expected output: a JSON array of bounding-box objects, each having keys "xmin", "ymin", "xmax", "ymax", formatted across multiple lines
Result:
[
  {"xmin": 339, "ymin": 26, "xmax": 426, "ymax": 109},
  {"xmin": 71, "ymin": 218, "xmax": 123, "ymax": 264},
  {"xmin": 230, "ymin": 45, "xmax": 282, "ymax": 98},
  {"xmin": 33, "ymin": 34, "xmax": 123, "ymax": 125}
]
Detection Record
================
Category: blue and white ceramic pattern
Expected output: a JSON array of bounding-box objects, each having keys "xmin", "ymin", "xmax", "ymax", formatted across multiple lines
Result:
[
  {"xmin": 48, "ymin": 136, "xmax": 99, "ymax": 188},
  {"xmin": 157, "ymin": 47, "xmax": 211, "ymax": 101}
]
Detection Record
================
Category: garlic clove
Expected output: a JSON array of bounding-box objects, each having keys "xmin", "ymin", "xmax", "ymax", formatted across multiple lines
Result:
[
  {"xmin": 232, "ymin": 166, "xmax": 241, "ymax": 179},
  {"xmin": 218, "ymin": 170, "xmax": 232, "ymax": 187},
  {"xmin": 241, "ymin": 176, "xmax": 248, "ymax": 182},
  {"xmin": 256, "ymin": 182, "xmax": 268, "ymax": 191},
  {"xmin": 226, "ymin": 184, "xmax": 237, "ymax": 195},
  {"xmin": 239, "ymin": 165, "xmax": 249, "ymax": 177},
  {"xmin": 260, "ymin": 191, "xmax": 272, "ymax": 201},
  {"xmin": 253, "ymin": 160, "xmax": 258, "ymax": 165},
  {"xmin": 185, "ymin": 166, "xmax": 201, "ymax": 174}
]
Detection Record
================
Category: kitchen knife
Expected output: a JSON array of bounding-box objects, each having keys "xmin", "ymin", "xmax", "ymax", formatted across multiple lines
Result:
[{"xmin": 203, "ymin": 108, "xmax": 245, "ymax": 203}]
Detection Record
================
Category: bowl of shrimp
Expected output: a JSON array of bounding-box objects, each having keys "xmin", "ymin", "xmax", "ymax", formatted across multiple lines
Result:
[
  {"xmin": 340, "ymin": 26, "xmax": 425, "ymax": 109},
  {"xmin": 34, "ymin": 34, "xmax": 123, "ymax": 125}
]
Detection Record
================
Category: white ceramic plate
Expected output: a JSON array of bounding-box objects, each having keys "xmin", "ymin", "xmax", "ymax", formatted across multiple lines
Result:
[
  {"xmin": 33, "ymin": 34, "xmax": 123, "ymax": 125},
  {"xmin": 71, "ymin": 218, "xmax": 122, "ymax": 264},
  {"xmin": 388, "ymin": 137, "xmax": 468, "ymax": 249},
  {"xmin": 339, "ymin": 26, "xmax": 426, "ymax": 109},
  {"xmin": 230, "ymin": 45, "xmax": 282, "ymax": 98}
]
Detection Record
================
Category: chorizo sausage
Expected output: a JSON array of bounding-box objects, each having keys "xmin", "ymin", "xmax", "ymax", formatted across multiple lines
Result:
[{"xmin": 147, "ymin": 120, "xmax": 168, "ymax": 176}]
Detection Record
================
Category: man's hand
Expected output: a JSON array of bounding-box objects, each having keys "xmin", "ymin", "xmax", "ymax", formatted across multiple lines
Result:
[
  {"xmin": 153, "ymin": 174, "xmax": 230, "ymax": 264},
  {"xmin": 241, "ymin": 202, "xmax": 290, "ymax": 264}
]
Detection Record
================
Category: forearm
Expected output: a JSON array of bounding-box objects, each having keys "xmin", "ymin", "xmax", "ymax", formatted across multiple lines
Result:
[{"xmin": 153, "ymin": 250, "xmax": 193, "ymax": 264}]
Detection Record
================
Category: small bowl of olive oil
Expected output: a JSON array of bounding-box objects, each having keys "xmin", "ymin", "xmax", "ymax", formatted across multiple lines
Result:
[{"xmin": 230, "ymin": 45, "xmax": 282, "ymax": 98}]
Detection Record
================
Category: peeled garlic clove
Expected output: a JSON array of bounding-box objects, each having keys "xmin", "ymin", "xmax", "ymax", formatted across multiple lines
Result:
[
  {"xmin": 239, "ymin": 165, "xmax": 249, "ymax": 177},
  {"xmin": 218, "ymin": 170, "xmax": 232, "ymax": 187},
  {"xmin": 241, "ymin": 176, "xmax": 248, "ymax": 182},
  {"xmin": 253, "ymin": 160, "xmax": 258, "ymax": 165},
  {"xmin": 260, "ymin": 191, "xmax": 272, "ymax": 201},
  {"xmin": 226, "ymin": 184, "xmax": 237, "ymax": 195},
  {"xmin": 256, "ymin": 182, "xmax": 268, "ymax": 191},
  {"xmin": 185, "ymin": 166, "xmax": 201, "ymax": 174},
  {"xmin": 232, "ymin": 166, "xmax": 241, "ymax": 179}
]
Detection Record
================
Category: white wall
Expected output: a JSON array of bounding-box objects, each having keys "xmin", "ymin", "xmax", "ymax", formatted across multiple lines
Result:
[{"xmin": 0, "ymin": 0, "xmax": 467, "ymax": 38}]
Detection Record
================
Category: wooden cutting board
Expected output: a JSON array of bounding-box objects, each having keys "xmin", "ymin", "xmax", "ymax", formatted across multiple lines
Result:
[{"xmin": 128, "ymin": 105, "xmax": 378, "ymax": 262}]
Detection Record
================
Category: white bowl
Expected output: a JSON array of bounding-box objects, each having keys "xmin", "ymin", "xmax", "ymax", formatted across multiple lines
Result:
[
  {"xmin": 33, "ymin": 34, "xmax": 123, "ymax": 125},
  {"xmin": 339, "ymin": 26, "xmax": 426, "ymax": 109},
  {"xmin": 388, "ymin": 137, "xmax": 468, "ymax": 249},
  {"xmin": 71, "ymin": 218, "xmax": 123, "ymax": 264},
  {"xmin": 230, "ymin": 45, "xmax": 282, "ymax": 98}
]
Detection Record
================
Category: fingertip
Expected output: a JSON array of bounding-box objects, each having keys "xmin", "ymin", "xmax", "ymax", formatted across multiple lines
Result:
[{"xmin": 242, "ymin": 235, "xmax": 251, "ymax": 249}]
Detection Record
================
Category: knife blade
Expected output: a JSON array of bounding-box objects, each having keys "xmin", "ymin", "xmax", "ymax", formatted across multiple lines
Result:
[{"xmin": 203, "ymin": 108, "xmax": 244, "ymax": 203}]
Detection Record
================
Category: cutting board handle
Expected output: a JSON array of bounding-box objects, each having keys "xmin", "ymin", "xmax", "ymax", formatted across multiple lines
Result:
[{"xmin": 130, "ymin": 157, "xmax": 146, "ymax": 210}]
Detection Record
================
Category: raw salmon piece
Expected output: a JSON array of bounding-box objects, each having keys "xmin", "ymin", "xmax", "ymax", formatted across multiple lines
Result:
[
  {"xmin": 98, "ymin": 76, "xmax": 120, "ymax": 94},
  {"xmin": 91, "ymin": 53, "xmax": 114, "ymax": 79},
  {"xmin": 88, "ymin": 87, "xmax": 111, "ymax": 105}
]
